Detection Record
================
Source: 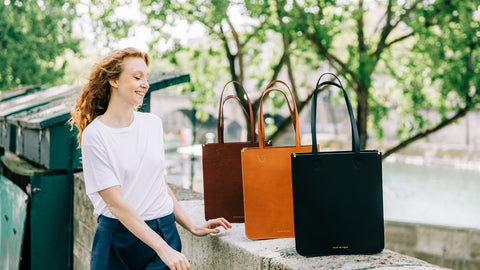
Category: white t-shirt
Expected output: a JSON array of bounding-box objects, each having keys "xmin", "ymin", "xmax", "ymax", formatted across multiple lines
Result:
[{"xmin": 81, "ymin": 111, "xmax": 173, "ymax": 220}]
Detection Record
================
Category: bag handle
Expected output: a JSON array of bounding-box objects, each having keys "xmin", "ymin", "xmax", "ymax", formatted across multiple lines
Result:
[
  {"xmin": 257, "ymin": 86, "xmax": 301, "ymax": 149},
  {"xmin": 219, "ymin": 94, "xmax": 250, "ymax": 141},
  {"xmin": 311, "ymin": 73, "xmax": 360, "ymax": 153},
  {"xmin": 217, "ymin": 81, "xmax": 255, "ymax": 144},
  {"xmin": 264, "ymin": 80, "xmax": 296, "ymax": 127}
]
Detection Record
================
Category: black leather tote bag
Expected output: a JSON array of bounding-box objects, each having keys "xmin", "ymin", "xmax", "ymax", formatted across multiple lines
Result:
[{"xmin": 291, "ymin": 73, "xmax": 384, "ymax": 256}]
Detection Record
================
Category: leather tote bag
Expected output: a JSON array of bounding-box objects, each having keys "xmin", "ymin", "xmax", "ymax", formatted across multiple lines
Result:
[
  {"xmin": 202, "ymin": 81, "xmax": 257, "ymax": 223},
  {"xmin": 291, "ymin": 73, "xmax": 384, "ymax": 256},
  {"xmin": 241, "ymin": 82, "xmax": 311, "ymax": 239}
]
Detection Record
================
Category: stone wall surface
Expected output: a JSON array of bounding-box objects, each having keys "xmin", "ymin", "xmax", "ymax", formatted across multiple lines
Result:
[
  {"xmin": 72, "ymin": 172, "xmax": 203, "ymax": 269},
  {"xmin": 72, "ymin": 172, "xmax": 96, "ymax": 270},
  {"xmin": 71, "ymin": 172, "xmax": 474, "ymax": 270},
  {"xmin": 177, "ymin": 200, "xmax": 450, "ymax": 270},
  {"xmin": 385, "ymin": 221, "xmax": 480, "ymax": 270}
]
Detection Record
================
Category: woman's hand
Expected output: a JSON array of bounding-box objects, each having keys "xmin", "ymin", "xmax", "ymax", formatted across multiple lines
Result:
[
  {"xmin": 165, "ymin": 183, "xmax": 232, "ymax": 237},
  {"xmin": 156, "ymin": 244, "xmax": 191, "ymax": 270},
  {"xmin": 191, "ymin": 218, "xmax": 232, "ymax": 236}
]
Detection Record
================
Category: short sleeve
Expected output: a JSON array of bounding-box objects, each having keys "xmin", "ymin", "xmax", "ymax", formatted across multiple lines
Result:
[{"xmin": 81, "ymin": 142, "xmax": 120, "ymax": 195}]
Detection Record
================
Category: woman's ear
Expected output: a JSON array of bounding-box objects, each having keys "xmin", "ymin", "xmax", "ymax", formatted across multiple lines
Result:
[{"xmin": 108, "ymin": 79, "xmax": 118, "ymax": 88}]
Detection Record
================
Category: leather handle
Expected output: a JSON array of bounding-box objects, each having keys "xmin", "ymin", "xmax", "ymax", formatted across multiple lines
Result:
[
  {"xmin": 217, "ymin": 81, "xmax": 255, "ymax": 144},
  {"xmin": 311, "ymin": 73, "xmax": 360, "ymax": 153},
  {"xmin": 219, "ymin": 95, "xmax": 250, "ymax": 141},
  {"xmin": 264, "ymin": 80, "xmax": 297, "ymax": 127},
  {"xmin": 257, "ymin": 86, "xmax": 301, "ymax": 149}
]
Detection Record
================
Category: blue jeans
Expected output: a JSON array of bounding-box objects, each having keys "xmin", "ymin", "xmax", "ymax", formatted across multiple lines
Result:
[{"xmin": 90, "ymin": 213, "xmax": 182, "ymax": 270}]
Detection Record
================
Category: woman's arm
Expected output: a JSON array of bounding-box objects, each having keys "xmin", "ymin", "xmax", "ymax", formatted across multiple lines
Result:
[
  {"xmin": 166, "ymin": 182, "xmax": 232, "ymax": 236},
  {"xmin": 98, "ymin": 185, "xmax": 190, "ymax": 270}
]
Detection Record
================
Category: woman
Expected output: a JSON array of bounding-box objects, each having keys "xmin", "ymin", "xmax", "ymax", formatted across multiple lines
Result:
[{"xmin": 70, "ymin": 47, "xmax": 231, "ymax": 270}]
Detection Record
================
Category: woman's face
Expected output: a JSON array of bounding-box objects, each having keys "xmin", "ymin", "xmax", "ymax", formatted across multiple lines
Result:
[{"xmin": 110, "ymin": 56, "xmax": 149, "ymax": 107}]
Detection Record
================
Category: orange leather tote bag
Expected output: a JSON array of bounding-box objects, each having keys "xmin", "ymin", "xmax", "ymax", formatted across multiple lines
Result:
[
  {"xmin": 202, "ymin": 81, "xmax": 256, "ymax": 223},
  {"xmin": 241, "ymin": 82, "xmax": 311, "ymax": 239}
]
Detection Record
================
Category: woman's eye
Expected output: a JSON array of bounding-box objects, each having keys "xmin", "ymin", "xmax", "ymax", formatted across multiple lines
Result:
[{"xmin": 134, "ymin": 77, "xmax": 140, "ymax": 80}]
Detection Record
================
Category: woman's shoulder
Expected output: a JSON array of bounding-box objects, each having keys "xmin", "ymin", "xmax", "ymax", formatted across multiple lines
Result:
[{"xmin": 81, "ymin": 118, "xmax": 104, "ymax": 145}]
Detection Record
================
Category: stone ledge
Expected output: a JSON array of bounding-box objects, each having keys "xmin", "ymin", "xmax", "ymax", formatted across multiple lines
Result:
[
  {"xmin": 72, "ymin": 172, "xmax": 453, "ymax": 270},
  {"xmin": 384, "ymin": 220, "xmax": 480, "ymax": 269},
  {"xmin": 177, "ymin": 200, "xmax": 451, "ymax": 270}
]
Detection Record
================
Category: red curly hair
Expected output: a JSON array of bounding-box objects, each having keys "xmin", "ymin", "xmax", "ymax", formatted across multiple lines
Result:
[{"xmin": 70, "ymin": 47, "xmax": 150, "ymax": 146}]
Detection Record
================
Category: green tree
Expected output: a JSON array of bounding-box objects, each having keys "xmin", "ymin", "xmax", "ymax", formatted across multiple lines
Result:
[
  {"xmin": 87, "ymin": 0, "xmax": 325, "ymax": 141},
  {"xmin": 137, "ymin": 0, "xmax": 328, "ymax": 141},
  {"xmin": 381, "ymin": 0, "xmax": 480, "ymax": 157},
  {"xmin": 0, "ymin": 1, "xmax": 80, "ymax": 90},
  {"xmin": 139, "ymin": 0, "xmax": 292, "ymax": 136},
  {"xmin": 285, "ymin": 0, "xmax": 478, "ymax": 151},
  {"xmin": 89, "ymin": 0, "xmax": 480, "ymax": 157}
]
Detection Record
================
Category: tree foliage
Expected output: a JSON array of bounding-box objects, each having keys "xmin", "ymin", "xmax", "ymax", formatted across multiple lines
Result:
[
  {"xmin": 137, "ymin": 0, "xmax": 323, "ymax": 140},
  {"xmin": 89, "ymin": 0, "xmax": 480, "ymax": 157},
  {"xmin": 0, "ymin": 1, "xmax": 80, "ymax": 91},
  {"xmin": 140, "ymin": 2, "xmax": 274, "ymax": 102},
  {"xmin": 284, "ymin": 0, "xmax": 479, "ymax": 150},
  {"xmin": 381, "ymin": 0, "xmax": 480, "ymax": 157}
]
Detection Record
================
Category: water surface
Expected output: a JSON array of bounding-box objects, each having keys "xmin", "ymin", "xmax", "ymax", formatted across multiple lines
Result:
[
  {"xmin": 383, "ymin": 161, "xmax": 480, "ymax": 229},
  {"xmin": 165, "ymin": 149, "xmax": 480, "ymax": 229}
]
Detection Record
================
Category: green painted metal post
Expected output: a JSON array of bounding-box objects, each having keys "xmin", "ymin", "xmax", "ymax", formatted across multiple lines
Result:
[
  {"xmin": 29, "ymin": 171, "xmax": 73, "ymax": 269},
  {"xmin": 0, "ymin": 175, "xmax": 28, "ymax": 270}
]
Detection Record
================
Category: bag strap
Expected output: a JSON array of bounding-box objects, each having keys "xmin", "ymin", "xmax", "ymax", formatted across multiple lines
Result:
[
  {"xmin": 311, "ymin": 73, "xmax": 360, "ymax": 153},
  {"xmin": 217, "ymin": 81, "xmax": 255, "ymax": 144},
  {"xmin": 219, "ymin": 95, "xmax": 250, "ymax": 140},
  {"xmin": 257, "ymin": 86, "xmax": 301, "ymax": 149},
  {"xmin": 264, "ymin": 80, "xmax": 296, "ymax": 127}
]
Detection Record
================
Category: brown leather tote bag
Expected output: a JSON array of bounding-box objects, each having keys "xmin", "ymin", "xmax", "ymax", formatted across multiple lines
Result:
[
  {"xmin": 202, "ymin": 81, "xmax": 257, "ymax": 223},
  {"xmin": 241, "ymin": 82, "xmax": 311, "ymax": 239}
]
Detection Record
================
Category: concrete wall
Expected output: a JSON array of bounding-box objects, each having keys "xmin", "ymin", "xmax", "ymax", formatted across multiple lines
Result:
[
  {"xmin": 72, "ymin": 172, "xmax": 96, "ymax": 270},
  {"xmin": 73, "ymin": 172, "xmax": 478, "ymax": 270},
  {"xmin": 72, "ymin": 172, "xmax": 205, "ymax": 269},
  {"xmin": 385, "ymin": 220, "xmax": 480, "ymax": 270},
  {"xmin": 176, "ymin": 200, "xmax": 448, "ymax": 270}
]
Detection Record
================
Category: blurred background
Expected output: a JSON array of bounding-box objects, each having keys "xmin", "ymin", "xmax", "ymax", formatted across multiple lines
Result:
[
  {"xmin": 1, "ymin": 0, "xmax": 479, "ymax": 269},
  {"xmin": 2, "ymin": 0, "xmax": 479, "ymax": 236}
]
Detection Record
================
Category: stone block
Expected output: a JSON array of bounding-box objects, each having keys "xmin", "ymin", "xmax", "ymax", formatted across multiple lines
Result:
[
  {"xmin": 471, "ymin": 230, "xmax": 480, "ymax": 260},
  {"xmin": 178, "ymin": 223, "xmax": 262, "ymax": 269},
  {"xmin": 416, "ymin": 225, "xmax": 469, "ymax": 258},
  {"xmin": 443, "ymin": 258, "xmax": 468, "ymax": 270},
  {"xmin": 73, "ymin": 238, "xmax": 91, "ymax": 270},
  {"xmin": 464, "ymin": 259, "xmax": 480, "ymax": 270},
  {"xmin": 71, "ymin": 172, "xmax": 453, "ymax": 270},
  {"xmin": 73, "ymin": 172, "xmax": 96, "ymax": 270},
  {"xmin": 178, "ymin": 200, "xmax": 450, "ymax": 270},
  {"xmin": 76, "ymin": 221, "xmax": 94, "ymax": 250},
  {"xmin": 385, "ymin": 221, "xmax": 417, "ymax": 252},
  {"xmin": 414, "ymin": 251, "xmax": 444, "ymax": 268}
]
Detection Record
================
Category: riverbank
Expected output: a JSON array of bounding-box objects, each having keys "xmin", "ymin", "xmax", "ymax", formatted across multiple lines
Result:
[{"xmin": 383, "ymin": 142, "xmax": 480, "ymax": 172}]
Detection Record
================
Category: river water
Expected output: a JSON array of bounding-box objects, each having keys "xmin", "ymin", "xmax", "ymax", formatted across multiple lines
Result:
[
  {"xmin": 165, "ymin": 148, "xmax": 480, "ymax": 230},
  {"xmin": 383, "ymin": 160, "xmax": 480, "ymax": 229}
]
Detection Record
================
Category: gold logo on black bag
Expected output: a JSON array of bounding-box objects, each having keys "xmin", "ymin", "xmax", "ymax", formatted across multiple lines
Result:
[{"xmin": 332, "ymin": 246, "xmax": 349, "ymax": 249}]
